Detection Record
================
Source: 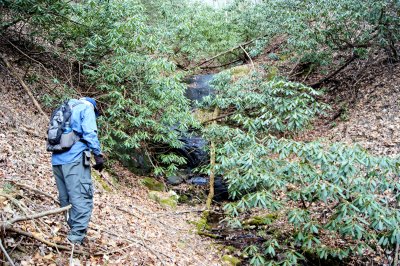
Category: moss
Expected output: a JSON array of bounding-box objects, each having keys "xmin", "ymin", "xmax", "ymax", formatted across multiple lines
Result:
[
  {"xmin": 198, "ymin": 231, "xmax": 219, "ymax": 239},
  {"xmin": 224, "ymin": 245, "xmax": 237, "ymax": 254},
  {"xmin": 148, "ymin": 190, "xmax": 179, "ymax": 209},
  {"xmin": 92, "ymin": 171, "xmax": 112, "ymax": 192},
  {"xmin": 178, "ymin": 194, "xmax": 190, "ymax": 203},
  {"xmin": 193, "ymin": 109, "xmax": 214, "ymax": 123},
  {"xmin": 243, "ymin": 213, "xmax": 278, "ymax": 226},
  {"xmin": 160, "ymin": 198, "xmax": 177, "ymax": 208},
  {"xmin": 266, "ymin": 66, "xmax": 279, "ymax": 80},
  {"xmin": 140, "ymin": 177, "xmax": 165, "ymax": 191},
  {"xmin": 231, "ymin": 65, "xmax": 251, "ymax": 79},
  {"xmin": 191, "ymin": 217, "xmax": 211, "ymax": 231},
  {"xmin": 222, "ymin": 255, "xmax": 241, "ymax": 266}
]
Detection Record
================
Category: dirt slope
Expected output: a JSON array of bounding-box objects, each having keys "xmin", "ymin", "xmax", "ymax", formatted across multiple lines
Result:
[
  {"xmin": 301, "ymin": 61, "xmax": 400, "ymax": 157},
  {"xmin": 0, "ymin": 60, "xmax": 221, "ymax": 265}
]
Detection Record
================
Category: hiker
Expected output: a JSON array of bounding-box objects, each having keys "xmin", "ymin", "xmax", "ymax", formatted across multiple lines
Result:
[{"xmin": 47, "ymin": 97, "xmax": 104, "ymax": 244}]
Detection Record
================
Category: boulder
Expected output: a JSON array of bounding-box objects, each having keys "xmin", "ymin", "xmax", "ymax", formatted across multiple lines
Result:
[
  {"xmin": 148, "ymin": 190, "xmax": 179, "ymax": 209},
  {"xmin": 139, "ymin": 177, "xmax": 165, "ymax": 191}
]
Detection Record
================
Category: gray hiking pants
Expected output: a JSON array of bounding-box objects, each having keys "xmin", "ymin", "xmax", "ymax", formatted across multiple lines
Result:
[{"xmin": 52, "ymin": 156, "xmax": 93, "ymax": 243}]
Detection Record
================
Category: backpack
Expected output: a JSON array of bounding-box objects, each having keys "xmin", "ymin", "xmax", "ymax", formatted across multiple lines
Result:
[{"xmin": 46, "ymin": 100, "xmax": 82, "ymax": 153}]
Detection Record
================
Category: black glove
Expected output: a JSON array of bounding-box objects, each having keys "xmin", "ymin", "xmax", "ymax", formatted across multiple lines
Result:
[{"xmin": 93, "ymin": 154, "xmax": 105, "ymax": 172}]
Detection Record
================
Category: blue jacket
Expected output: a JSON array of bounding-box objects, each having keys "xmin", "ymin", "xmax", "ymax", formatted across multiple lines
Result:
[{"xmin": 52, "ymin": 99, "xmax": 102, "ymax": 166}]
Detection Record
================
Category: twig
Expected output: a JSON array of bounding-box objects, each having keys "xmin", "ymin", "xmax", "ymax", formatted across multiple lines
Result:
[
  {"xmin": 90, "ymin": 226, "xmax": 169, "ymax": 265},
  {"xmin": 201, "ymin": 111, "xmax": 235, "ymax": 124},
  {"xmin": 99, "ymin": 172, "xmax": 116, "ymax": 190},
  {"xmin": 153, "ymin": 209, "xmax": 205, "ymax": 217},
  {"xmin": 0, "ymin": 56, "xmax": 48, "ymax": 118},
  {"xmin": 191, "ymin": 34, "xmax": 268, "ymax": 69},
  {"xmin": 206, "ymin": 108, "xmax": 219, "ymax": 210},
  {"xmin": 0, "ymin": 240, "xmax": 15, "ymax": 266},
  {"xmin": 116, "ymin": 207, "xmax": 143, "ymax": 220},
  {"xmin": 200, "ymin": 58, "xmax": 242, "ymax": 69},
  {"xmin": 5, "ymin": 205, "xmax": 71, "ymax": 226},
  {"xmin": 102, "ymin": 243, "xmax": 137, "ymax": 256},
  {"xmin": 239, "ymin": 45, "xmax": 254, "ymax": 68},
  {"xmin": 9, "ymin": 181, "xmax": 60, "ymax": 204},
  {"xmin": 288, "ymin": 57, "xmax": 301, "ymax": 76},
  {"xmin": 394, "ymin": 242, "xmax": 399, "ymax": 266},
  {"xmin": 310, "ymin": 54, "xmax": 357, "ymax": 88},
  {"xmin": 6, "ymin": 227, "xmax": 88, "ymax": 255},
  {"xmin": 69, "ymin": 243, "xmax": 75, "ymax": 266}
]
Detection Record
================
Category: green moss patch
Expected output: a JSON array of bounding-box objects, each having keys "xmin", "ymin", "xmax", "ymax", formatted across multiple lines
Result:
[
  {"xmin": 148, "ymin": 190, "xmax": 179, "ymax": 209},
  {"xmin": 140, "ymin": 177, "xmax": 165, "ymax": 191},
  {"xmin": 243, "ymin": 213, "xmax": 278, "ymax": 226},
  {"xmin": 222, "ymin": 254, "xmax": 241, "ymax": 266}
]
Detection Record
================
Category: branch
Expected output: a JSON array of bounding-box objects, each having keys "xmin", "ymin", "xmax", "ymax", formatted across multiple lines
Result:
[
  {"xmin": 239, "ymin": 45, "xmax": 254, "ymax": 68},
  {"xmin": 90, "ymin": 226, "xmax": 169, "ymax": 265},
  {"xmin": 0, "ymin": 56, "xmax": 48, "ymax": 118},
  {"xmin": 200, "ymin": 58, "xmax": 242, "ymax": 70},
  {"xmin": 190, "ymin": 34, "xmax": 268, "ymax": 69},
  {"xmin": 201, "ymin": 111, "xmax": 236, "ymax": 124},
  {"xmin": 9, "ymin": 181, "xmax": 60, "ymax": 204},
  {"xmin": 0, "ymin": 240, "xmax": 16, "ymax": 266},
  {"xmin": 6, "ymin": 227, "xmax": 88, "ymax": 255},
  {"xmin": 310, "ymin": 54, "xmax": 358, "ymax": 88},
  {"xmin": 5, "ymin": 205, "xmax": 71, "ymax": 226}
]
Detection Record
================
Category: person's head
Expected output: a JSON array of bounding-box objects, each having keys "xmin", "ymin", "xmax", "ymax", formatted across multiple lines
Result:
[{"xmin": 80, "ymin": 97, "xmax": 100, "ymax": 117}]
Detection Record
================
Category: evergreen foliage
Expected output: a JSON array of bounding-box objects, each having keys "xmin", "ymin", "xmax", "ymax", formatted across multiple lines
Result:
[
  {"xmin": 200, "ymin": 70, "xmax": 400, "ymax": 264},
  {"xmin": 1, "ymin": 0, "xmax": 400, "ymax": 263}
]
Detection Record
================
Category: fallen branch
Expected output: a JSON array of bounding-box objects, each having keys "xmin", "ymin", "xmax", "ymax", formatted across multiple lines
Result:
[
  {"xmin": 191, "ymin": 34, "xmax": 268, "ymax": 69},
  {"xmin": 153, "ymin": 209, "xmax": 205, "ymax": 217},
  {"xmin": 99, "ymin": 172, "xmax": 116, "ymax": 190},
  {"xmin": 239, "ymin": 45, "xmax": 254, "ymax": 68},
  {"xmin": 0, "ymin": 56, "xmax": 48, "ymax": 118},
  {"xmin": 7, "ymin": 227, "xmax": 88, "ymax": 255},
  {"xmin": 201, "ymin": 111, "xmax": 235, "ymax": 124},
  {"xmin": 310, "ymin": 54, "xmax": 357, "ymax": 88},
  {"xmin": 200, "ymin": 58, "xmax": 242, "ymax": 69},
  {"xmin": 9, "ymin": 181, "xmax": 60, "ymax": 204},
  {"xmin": 0, "ymin": 240, "xmax": 16, "ymax": 266},
  {"xmin": 90, "ymin": 226, "xmax": 169, "ymax": 265},
  {"xmin": 5, "ymin": 205, "xmax": 71, "ymax": 226}
]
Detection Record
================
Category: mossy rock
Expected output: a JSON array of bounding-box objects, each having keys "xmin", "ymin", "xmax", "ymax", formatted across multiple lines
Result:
[
  {"xmin": 178, "ymin": 194, "xmax": 190, "ymax": 203},
  {"xmin": 243, "ymin": 213, "xmax": 278, "ymax": 226},
  {"xmin": 231, "ymin": 65, "xmax": 251, "ymax": 79},
  {"xmin": 266, "ymin": 66, "xmax": 279, "ymax": 80},
  {"xmin": 140, "ymin": 177, "xmax": 165, "ymax": 191},
  {"xmin": 192, "ymin": 217, "xmax": 211, "ymax": 231},
  {"xmin": 92, "ymin": 171, "xmax": 112, "ymax": 192},
  {"xmin": 193, "ymin": 109, "xmax": 214, "ymax": 123},
  {"xmin": 148, "ymin": 190, "xmax": 179, "ymax": 209},
  {"xmin": 222, "ymin": 255, "xmax": 241, "ymax": 266},
  {"xmin": 225, "ymin": 245, "xmax": 237, "ymax": 254}
]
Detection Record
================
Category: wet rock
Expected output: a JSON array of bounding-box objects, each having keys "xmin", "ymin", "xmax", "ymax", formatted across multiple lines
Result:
[
  {"xmin": 176, "ymin": 134, "xmax": 209, "ymax": 168},
  {"xmin": 187, "ymin": 176, "xmax": 230, "ymax": 201},
  {"xmin": 184, "ymin": 74, "xmax": 215, "ymax": 106},
  {"xmin": 167, "ymin": 175, "xmax": 185, "ymax": 185},
  {"xmin": 187, "ymin": 176, "xmax": 208, "ymax": 186}
]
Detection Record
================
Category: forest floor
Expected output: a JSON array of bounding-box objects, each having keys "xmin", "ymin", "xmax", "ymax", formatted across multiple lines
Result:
[
  {"xmin": 1, "ymin": 38, "xmax": 399, "ymax": 266},
  {"xmin": 301, "ymin": 60, "xmax": 400, "ymax": 157},
  {"xmin": 0, "ymin": 54, "xmax": 221, "ymax": 265}
]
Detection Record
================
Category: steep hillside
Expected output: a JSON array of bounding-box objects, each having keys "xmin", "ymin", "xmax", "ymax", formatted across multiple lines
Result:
[
  {"xmin": 0, "ymin": 55, "xmax": 220, "ymax": 265},
  {"xmin": 302, "ymin": 61, "xmax": 400, "ymax": 157}
]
